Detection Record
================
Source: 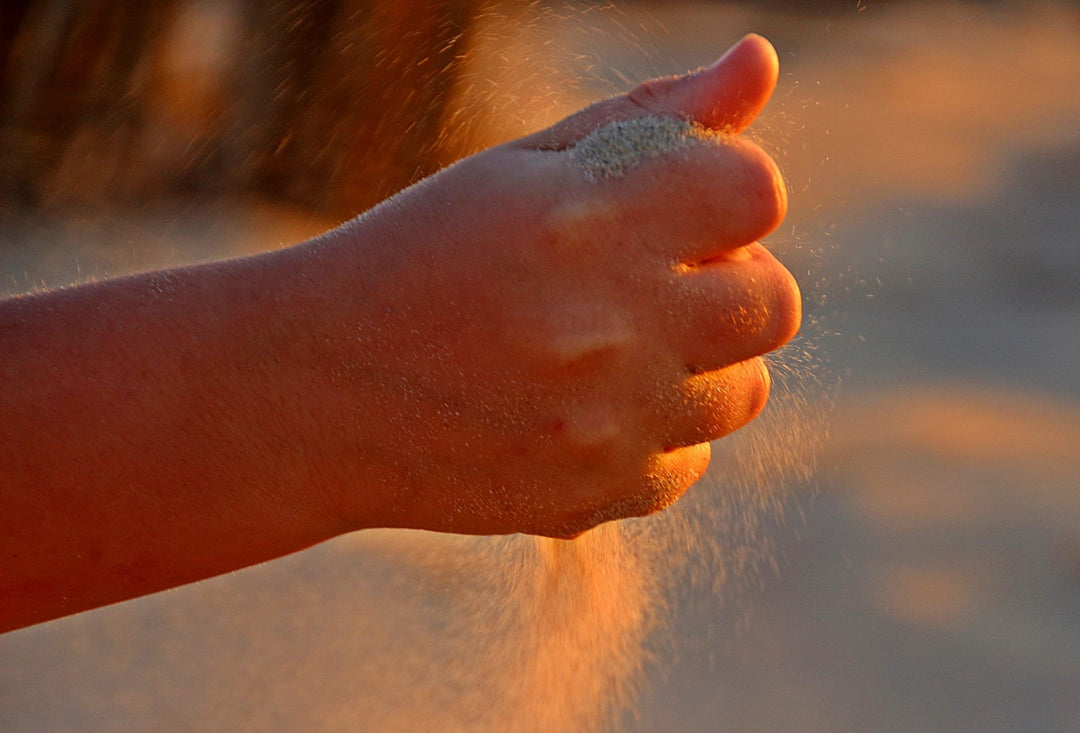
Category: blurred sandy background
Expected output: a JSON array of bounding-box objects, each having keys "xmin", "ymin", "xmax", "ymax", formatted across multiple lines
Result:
[{"xmin": 2, "ymin": 1, "xmax": 1080, "ymax": 731}]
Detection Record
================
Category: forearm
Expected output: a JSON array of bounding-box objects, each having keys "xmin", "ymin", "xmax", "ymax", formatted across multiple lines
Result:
[{"xmin": 0, "ymin": 244, "xmax": 365, "ymax": 631}]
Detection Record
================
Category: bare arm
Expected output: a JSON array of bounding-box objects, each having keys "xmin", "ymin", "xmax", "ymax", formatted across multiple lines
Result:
[
  {"xmin": 0, "ymin": 248, "xmax": 370, "ymax": 630},
  {"xmin": 0, "ymin": 35, "xmax": 799, "ymax": 632}
]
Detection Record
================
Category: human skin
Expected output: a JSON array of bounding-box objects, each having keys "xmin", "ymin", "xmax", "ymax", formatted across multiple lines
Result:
[{"xmin": 0, "ymin": 35, "xmax": 799, "ymax": 632}]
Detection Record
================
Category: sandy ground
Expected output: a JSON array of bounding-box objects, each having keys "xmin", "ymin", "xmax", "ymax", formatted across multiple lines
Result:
[{"xmin": 3, "ymin": 1, "xmax": 1080, "ymax": 731}]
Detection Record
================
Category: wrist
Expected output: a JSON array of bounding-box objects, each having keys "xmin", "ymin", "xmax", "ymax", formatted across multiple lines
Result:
[{"xmin": 242, "ymin": 227, "xmax": 411, "ymax": 534}]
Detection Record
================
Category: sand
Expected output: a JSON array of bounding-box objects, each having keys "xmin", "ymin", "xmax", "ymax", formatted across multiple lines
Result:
[{"xmin": 570, "ymin": 115, "xmax": 716, "ymax": 179}]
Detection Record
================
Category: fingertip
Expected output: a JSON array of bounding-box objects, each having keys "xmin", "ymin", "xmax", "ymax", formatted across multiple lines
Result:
[
  {"xmin": 690, "ymin": 34, "xmax": 779, "ymax": 132},
  {"xmin": 733, "ymin": 138, "xmax": 789, "ymax": 240},
  {"xmin": 650, "ymin": 442, "xmax": 712, "ymax": 511},
  {"xmin": 704, "ymin": 34, "xmax": 776, "ymax": 75},
  {"xmin": 737, "ymin": 33, "xmax": 780, "ymax": 79},
  {"xmin": 724, "ymin": 357, "xmax": 773, "ymax": 429},
  {"xmin": 763, "ymin": 254, "xmax": 803, "ymax": 351},
  {"xmin": 668, "ymin": 441, "xmax": 712, "ymax": 480}
]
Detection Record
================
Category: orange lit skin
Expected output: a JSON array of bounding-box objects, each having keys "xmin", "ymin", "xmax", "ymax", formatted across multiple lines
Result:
[{"xmin": 0, "ymin": 35, "xmax": 799, "ymax": 632}]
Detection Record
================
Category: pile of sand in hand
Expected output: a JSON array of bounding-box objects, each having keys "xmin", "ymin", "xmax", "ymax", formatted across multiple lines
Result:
[{"xmin": 570, "ymin": 115, "xmax": 721, "ymax": 180}]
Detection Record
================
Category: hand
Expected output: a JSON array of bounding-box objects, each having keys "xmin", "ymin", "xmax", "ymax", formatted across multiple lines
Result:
[{"xmin": 304, "ymin": 34, "xmax": 800, "ymax": 537}]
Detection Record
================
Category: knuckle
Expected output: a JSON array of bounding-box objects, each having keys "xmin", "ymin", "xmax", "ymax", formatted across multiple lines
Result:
[
  {"xmin": 540, "ymin": 197, "xmax": 617, "ymax": 256},
  {"xmin": 627, "ymin": 79, "xmax": 665, "ymax": 110},
  {"xmin": 525, "ymin": 296, "xmax": 637, "ymax": 371},
  {"xmin": 557, "ymin": 403, "xmax": 627, "ymax": 462}
]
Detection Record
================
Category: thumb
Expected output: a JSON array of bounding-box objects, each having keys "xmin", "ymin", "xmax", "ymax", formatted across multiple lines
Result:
[{"xmin": 522, "ymin": 34, "xmax": 779, "ymax": 150}]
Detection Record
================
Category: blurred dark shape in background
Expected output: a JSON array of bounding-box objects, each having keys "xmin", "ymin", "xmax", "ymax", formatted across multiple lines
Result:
[
  {"xmin": 0, "ymin": 0, "xmax": 957, "ymax": 220},
  {"xmin": 0, "ymin": 0, "xmax": 476, "ymax": 219}
]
